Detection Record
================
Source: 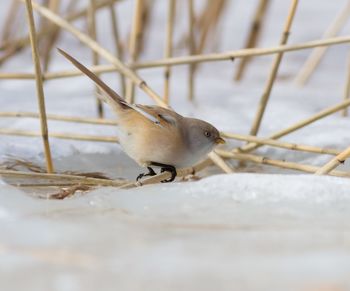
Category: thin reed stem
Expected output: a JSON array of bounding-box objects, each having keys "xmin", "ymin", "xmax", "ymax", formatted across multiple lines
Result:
[
  {"xmin": 315, "ymin": 146, "xmax": 350, "ymax": 175},
  {"xmin": 163, "ymin": 0, "xmax": 176, "ymax": 104},
  {"xmin": 24, "ymin": 0, "xmax": 54, "ymax": 173},
  {"xmin": 217, "ymin": 149, "xmax": 350, "ymax": 178},
  {"xmin": 0, "ymin": 169, "xmax": 127, "ymax": 187},
  {"xmin": 342, "ymin": 53, "xmax": 350, "ymax": 116},
  {"xmin": 125, "ymin": 0, "xmax": 143, "ymax": 103},
  {"xmin": 87, "ymin": 0, "xmax": 104, "ymax": 117},
  {"xmin": 294, "ymin": 0, "xmax": 350, "ymax": 86},
  {"xmin": 0, "ymin": 111, "xmax": 117, "ymax": 125},
  {"xmin": 0, "ymin": 129, "xmax": 118, "ymax": 143},
  {"xmin": 249, "ymin": 0, "xmax": 298, "ymax": 136},
  {"xmin": 187, "ymin": 0, "xmax": 196, "ymax": 101},
  {"xmin": 133, "ymin": 35, "xmax": 350, "ymax": 69},
  {"xmin": 235, "ymin": 0, "xmax": 270, "ymax": 81},
  {"xmin": 222, "ymin": 132, "xmax": 340, "ymax": 155},
  {"xmin": 197, "ymin": 0, "xmax": 226, "ymax": 54},
  {"xmin": 208, "ymin": 152, "xmax": 234, "ymax": 174},
  {"xmin": 41, "ymin": 0, "xmax": 61, "ymax": 72},
  {"xmin": 1, "ymin": 0, "xmax": 21, "ymax": 43},
  {"xmin": 108, "ymin": 3, "xmax": 126, "ymax": 95},
  {"xmin": 237, "ymin": 98, "xmax": 350, "ymax": 153}
]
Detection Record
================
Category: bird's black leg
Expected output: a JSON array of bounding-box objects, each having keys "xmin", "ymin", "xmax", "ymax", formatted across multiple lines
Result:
[
  {"xmin": 150, "ymin": 162, "xmax": 177, "ymax": 183},
  {"xmin": 136, "ymin": 166, "xmax": 156, "ymax": 181}
]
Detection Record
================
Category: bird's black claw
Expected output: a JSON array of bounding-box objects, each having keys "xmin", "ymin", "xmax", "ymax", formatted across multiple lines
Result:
[
  {"xmin": 160, "ymin": 166, "xmax": 177, "ymax": 183},
  {"xmin": 136, "ymin": 167, "xmax": 157, "ymax": 181},
  {"xmin": 136, "ymin": 173, "xmax": 144, "ymax": 181}
]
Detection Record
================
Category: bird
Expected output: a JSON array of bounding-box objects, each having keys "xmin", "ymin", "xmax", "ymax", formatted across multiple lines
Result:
[{"xmin": 58, "ymin": 48, "xmax": 225, "ymax": 183}]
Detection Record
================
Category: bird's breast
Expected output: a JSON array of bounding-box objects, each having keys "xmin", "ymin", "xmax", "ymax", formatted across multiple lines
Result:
[{"xmin": 117, "ymin": 122, "xmax": 188, "ymax": 167}]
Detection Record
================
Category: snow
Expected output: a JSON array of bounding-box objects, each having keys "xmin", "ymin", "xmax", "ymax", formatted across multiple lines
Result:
[{"xmin": 1, "ymin": 0, "xmax": 350, "ymax": 290}]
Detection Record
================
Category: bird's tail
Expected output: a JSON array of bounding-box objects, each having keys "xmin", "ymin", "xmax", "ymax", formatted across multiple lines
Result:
[{"xmin": 57, "ymin": 48, "xmax": 131, "ymax": 112}]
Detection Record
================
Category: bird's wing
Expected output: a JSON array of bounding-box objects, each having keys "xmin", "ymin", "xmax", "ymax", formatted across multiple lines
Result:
[{"xmin": 134, "ymin": 105, "xmax": 181, "ymax": 128}]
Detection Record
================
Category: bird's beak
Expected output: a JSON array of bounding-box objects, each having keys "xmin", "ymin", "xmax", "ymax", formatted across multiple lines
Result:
[{"xmin": 215, "ymin": 137, "xmax": 226, "ymax": 144}]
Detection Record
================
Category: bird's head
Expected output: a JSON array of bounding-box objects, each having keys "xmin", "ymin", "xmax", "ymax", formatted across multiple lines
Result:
[{"xmin": 185, "ymin": 118, "xmax": 225, "ymax": 155}]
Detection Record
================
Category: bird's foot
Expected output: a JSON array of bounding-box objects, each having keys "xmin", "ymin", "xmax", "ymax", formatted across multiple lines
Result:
[
  {"xmin": 136, "ymin": 167, "xmax": 156, "ymax": 181},
  {"xmin": 160, "ymin": 165, "xmax": 177, "ymax": 183},
  {"xmin": 149, "ymin": 162, "xmax": 177, "ymax": 183},
  {"xmin": 137, "ymin": 162, "xmax": 177, "ymax": 183}
]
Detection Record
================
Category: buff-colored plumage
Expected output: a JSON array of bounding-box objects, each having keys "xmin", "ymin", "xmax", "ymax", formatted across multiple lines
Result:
[{"xmin": 58, "ymin": 48, "xmax": 225, "ymax": 181}]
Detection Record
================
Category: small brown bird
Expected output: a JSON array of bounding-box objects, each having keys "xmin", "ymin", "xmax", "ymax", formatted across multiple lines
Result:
[{"xmin": 58, "ymin": 49, "xmax": 225, "ymax": 182}]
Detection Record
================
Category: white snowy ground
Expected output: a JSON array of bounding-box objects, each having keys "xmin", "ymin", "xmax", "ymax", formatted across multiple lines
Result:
[{"xmin": 1, "ymin": 1, "xmax": 350, "ymax": 290}]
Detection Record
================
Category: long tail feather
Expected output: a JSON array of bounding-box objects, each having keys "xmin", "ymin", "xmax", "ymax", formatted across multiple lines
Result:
[{"xmin": 57, "ymin": 48, "xmax": 130, "ymax": 110}]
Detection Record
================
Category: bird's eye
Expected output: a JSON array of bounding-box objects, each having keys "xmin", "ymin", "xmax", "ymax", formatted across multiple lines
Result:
[{"xmin": 204, "ymin": 131, "xmax": 211, "ymax": 137}]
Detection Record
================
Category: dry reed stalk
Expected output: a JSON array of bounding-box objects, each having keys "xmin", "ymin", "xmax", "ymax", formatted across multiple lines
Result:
[
  {"xmin": 187, "ymin": 0, "xmax": 196, "ymax": 101},
  {"xmin": 342, "ymin": 53, "xmax": 350, "ymax": 116},
  {"xmin": 26, "ymin": 0, "xmax": 168, "ymax": 107},
  {"xmin": 216, "ymin": 149, "xmax": 350, "ymax": 178},
  {"xmin": 294, "ymin": 0, "xmax": 350, "ymax": 86},
  {"xmin": 208, "ymin": 152, "xmax": 234, "ymax": 173},
  {"xmin": 187, "ymin": 0, "xmax": 226, "ymax": 89},
  {"xmin": 44, "ymin": 64, "xmax": 123, "ymax": 80},
  {"xmin": 0, "ymin": 46, "xmax": 21, "ymax": 66},
  {"xmin": 133, "ymin": 35, "xmax": 350, "ymax": 69},
  {"xmin": 38, "ymin": 0, "xmax": 51, "ymax": 28},
  {"xmin": 0, "ymin": 169, "xmax": 127, "ymax": 187},
  {"xmin": 221, "ymin": 132, "xmax": 340, "ymax": 155},
  {"xmin": 87, "ymin": 0, "xmax": 104, "ymax": 117},
  {"xmin": 18, "ymin": 182, "xmax": 90, "ymax": 187},
  {"xmin": 24, "ymin": 0, "xmax": 54, "ymax": 174},
  {"xmin": 237, "ymin": 97, "xmax": 350, "ymax": 153},
  {"xmin": 315, "ymin": 146, "xmax": 350, "ymax": 175},
  {"xmin": 0, "ymin": 26, "xmax": 46, "ymax": 52},
  {"xmin": 249, "ymin": 0, "xmax": 298, "ymax": 136},
  {"xmin": 1, "ymin": 158, "xmax": 109, "ymax": 178},
  {"xmin": 0, "ymin": 72, "xmax": 36, "ymax": 79},
  {"xmin": 1, "ymin": 0, "xmax": 21, "ymax": 43},
  {"xmin": 2, "ymin": 158, "xmax": 48, "ymax": 173},
  {"xmin": 197, "ymin": 0, "xmax": 226, "ymax": 54},
  {"xmin": 0, "ymin": 0, "xmax": 120, "ymax": 52},
  {"xmin": 41, "ymin": 0, "xmax": 61, "ymax": 72},
  {"xmin": 0, "ymin": 129, "xmax": 118, "ymax": 143},
  {"xmin": 65, "ymin": 0, "xmax": 120, "ymax": 22},
  {"xmin": 108, "ymin": 3, "xmax": 126, "ymax": 95},
  {"xmin": 212, "ymin": 0, "xmax": 227, "ymax": 47},
  {"xmin": 41, "ymin": 0, "xmax": 79, "ymax": 72},
  {"xmin": 192, "ymin": 1, "xmax": 211, "ymax": 52},
  {"xmin": 47, "ymin": 184, "xmax": 94, "ymax": 199},
  {"xmin": 134, "ymin": 0, "xmax": 153, "ymax": 55},
  {"xmin": 125, "ymin": 0, "xmax": 144, "ymax": 103},
  {"xmin": 163, "ymin": 0, "xmax": 176, "ymax": 104},
  {"xmin": 5, "ymin": 35, "xmax": 350, "ymax": 81},
  {"xmin": 234, "ymin": 0, "xmax": 270, "ymax": 81},
  {"xmin": 0, "ymin": 111, "xmax": 117, "ymax": 125}
]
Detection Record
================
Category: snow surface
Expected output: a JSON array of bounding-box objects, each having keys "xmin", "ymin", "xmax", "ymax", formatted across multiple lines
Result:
[{"xmin": 1, "ymin": 0, "xmax": 350, "ymax": 290}]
